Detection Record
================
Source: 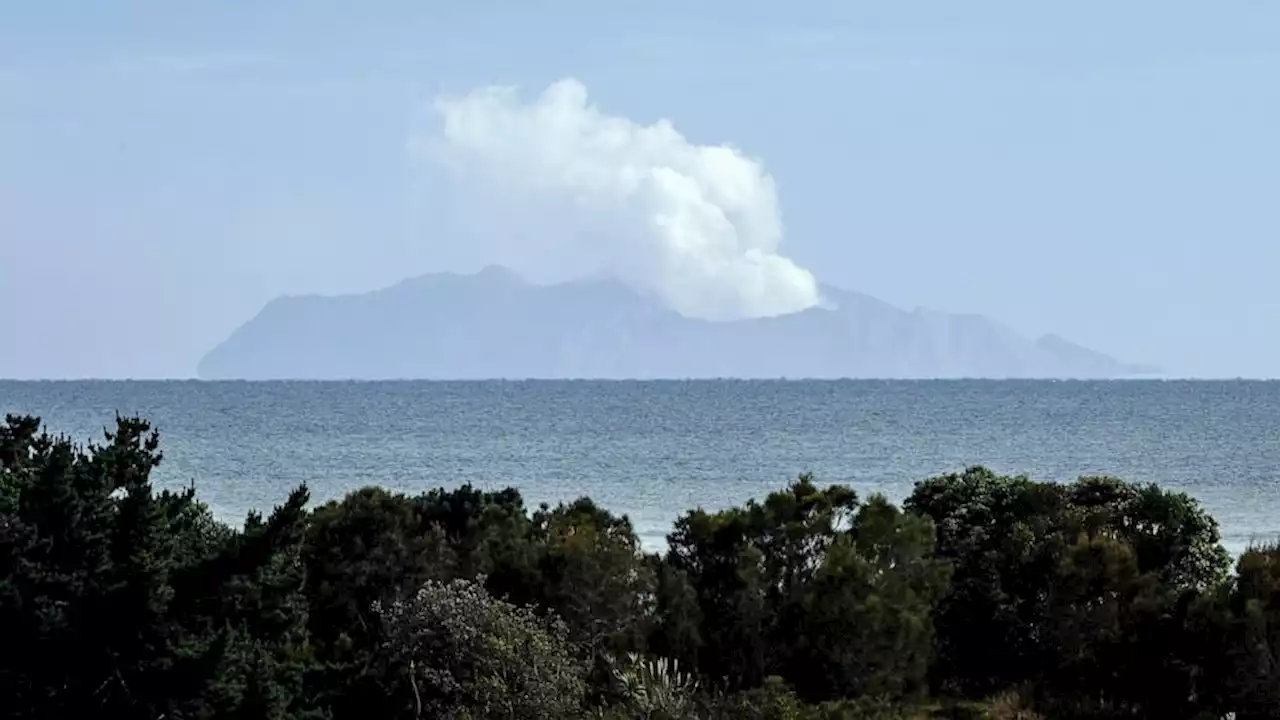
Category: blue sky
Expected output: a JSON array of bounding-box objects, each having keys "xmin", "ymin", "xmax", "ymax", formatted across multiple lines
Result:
[{"xmin": 2, "ymin": 1, "xmax": 1277, "ymax": 378}]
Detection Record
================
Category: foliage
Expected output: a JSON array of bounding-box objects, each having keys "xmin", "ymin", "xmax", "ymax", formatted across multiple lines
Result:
[
  {"xmin": 660, "ymin": 477, "xmax": 950, "ymax": 703},
  {"xmin": 375, "ymin": 577, "xmax": 587, "ymax": 719},
  {"xmin": 1218, "ymin": 541, "xmax": 1280, "ymax": 719},
  {"xmin": 300, "ymin": 486, "xmax": 456, "ymax": 717},
  {"xmin": 529, "ymin": 498, "xmax": 656, "ymax": 655},
  {"xmin": 602, "ymin": 652, "xmax": 700, "ymax": 720},
  {"xmin": 905, "ymin": 465, "xmax": 1233, "ymax": 717},
  {"xmin": 0, "ymin": 413, "xmax": 314, "ymax": 719},
  {"xmin": 4, "ymin": 414, "xmax": 1277, "ymax": 719}
]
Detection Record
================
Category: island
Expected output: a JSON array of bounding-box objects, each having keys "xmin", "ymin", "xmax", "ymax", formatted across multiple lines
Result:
[{"xmin": 198, "ymin": 266, "xmax": 1154, "ymax": 380}]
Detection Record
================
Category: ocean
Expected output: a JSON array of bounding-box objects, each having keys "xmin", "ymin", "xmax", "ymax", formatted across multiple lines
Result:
[{"xmin": 2, "ymin": 380, "xmax": 1277, "ymax": 554}]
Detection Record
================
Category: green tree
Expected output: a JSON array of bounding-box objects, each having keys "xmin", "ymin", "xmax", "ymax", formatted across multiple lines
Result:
[
  {"xmin": 415, "ymin": 484, "xmax": 539, "ymax": 593},
  {"xmin": 376, "ymin": 577, "xmax": 588, "ymax": 719},
  {"xmin": 299, "ymin": 484, "xmax": 547, "ymax": 718},
  {"xmin": 1220, "ymin": 542, "xmax": 1280, "ymax": 719},
  {"xmin": 786, "ymin": 496, "xmax": 951, "ymax": 702},
  {"xmin": 904, "ymin": 467, "xmax": 1069, "ymax": 695},
  {"xmin": 1065, "ymin": 475, "xmax": 1230, "ymax": 591},
  {"xmin": 0, "ymin": 414, "xmax": 315, "ymax": 719},
  {"xmin": 660, "ymin": 476, "xmax": 949, "ymax": 703},
  {"xmin": 906, "ymin": 467, "xmax": 1231, "ymax": 716},
  {"xmin": 528, "ymin": 497, "xmax": 657, "ymax": 687},
  {"xmin": 300, "ymin": 487, "xmax": 455, "ymax": 718}
]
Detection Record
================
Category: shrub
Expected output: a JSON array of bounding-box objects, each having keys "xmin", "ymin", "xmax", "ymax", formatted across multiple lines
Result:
[{"xmin": 375, "ymin": 577, "xmax": 587, "ymax": 719}]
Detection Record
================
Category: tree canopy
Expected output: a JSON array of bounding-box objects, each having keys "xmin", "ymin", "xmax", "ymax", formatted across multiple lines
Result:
[{"xmin": 2, "ymin": 414, "xmax": 1275, "ymax": 719}]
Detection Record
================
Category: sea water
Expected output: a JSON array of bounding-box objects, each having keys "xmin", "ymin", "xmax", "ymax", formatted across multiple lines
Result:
[{"xmin": 3, "ymin": 380, "xmax": 1277, "ymax": 554}]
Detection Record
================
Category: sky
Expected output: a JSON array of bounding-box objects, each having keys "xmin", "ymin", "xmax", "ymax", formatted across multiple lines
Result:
[{"xmin": 1, "ymin": 1, "xmax": 1277, "ymax": 378}]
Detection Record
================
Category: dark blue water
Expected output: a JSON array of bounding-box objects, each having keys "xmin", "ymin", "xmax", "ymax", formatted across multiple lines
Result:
[{"xmin": 2, "ymin": 380, "xmax": 1278, "ymax": 552}]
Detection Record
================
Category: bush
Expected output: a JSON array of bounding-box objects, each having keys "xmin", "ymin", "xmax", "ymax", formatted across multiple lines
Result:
[
  {"xmin": 375, "ymin": 577, "xmax": 588, "ymax": 720},
  {"xmin": 601, "ymin": 652, "xmax": 700, "ymax": 720},
  {"xmin": 5, "ymin": 413, "xmax": 1276, "ymax": 719}
]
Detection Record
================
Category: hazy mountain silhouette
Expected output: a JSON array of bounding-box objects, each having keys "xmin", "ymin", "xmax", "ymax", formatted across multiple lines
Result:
[{"xmin": 197, "ymin": 266, "xmax": 1154, "ymax": 379}]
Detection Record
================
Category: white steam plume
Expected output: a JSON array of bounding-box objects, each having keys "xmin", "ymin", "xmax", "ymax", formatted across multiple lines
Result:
[{"xmin": 412, "ymin": 78, "xmax": 820, "ymax": 320}]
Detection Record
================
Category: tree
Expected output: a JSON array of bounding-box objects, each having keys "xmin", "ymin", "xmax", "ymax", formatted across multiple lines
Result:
[
  {"xmin": 904, "ymin": 467, "xmax": 1068, "ymax": 696},
  {"xmin": 529, "ymin": 498, "xmax": 656, "ymax": 660},
  {"xmin": 375, "ymin": 577, "xmax": 587, "ymax": 719},
  {"xmin": 0, "ymin": 414, "xmax": 315, "ymax": 719},
  {"xmin": 414, "ymin": 484, "xmax": 538, "ymax": 592},
  {"xmin": 5, "ymin": 409, "xmax": 1265, "ymax": 718},
  {"xmin": 785, "ymin": 496, "xmax": 950, "ymax": 702},
  {"xmin": 906, "ymin": 466, "xmax": 1232, "ymax": 715},
  {"xmin": 661, "ymin": 476, "xmax": 949, "ymax": 703},
  {"xmin": 300, "ymin": 487, "xmax": 455, "ymax": 717},
  {"xmin": 1220, "ymin": 542, "xmax": 1280, "ymax": 719},
  {"xmin": 1064, "ymin": 475, "xmax": 1230, "ymax": 592}
]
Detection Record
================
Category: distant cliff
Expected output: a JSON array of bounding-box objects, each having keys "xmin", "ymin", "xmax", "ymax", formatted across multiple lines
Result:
[{"xmin": 197, "ymin": 266, "xmax": 1153, "ymax": 379}]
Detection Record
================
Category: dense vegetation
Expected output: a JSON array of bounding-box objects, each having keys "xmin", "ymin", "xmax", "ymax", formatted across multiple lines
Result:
[{"xmin": 2, "ymin": 414, "xmax": 1277, "ymax": 719}]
